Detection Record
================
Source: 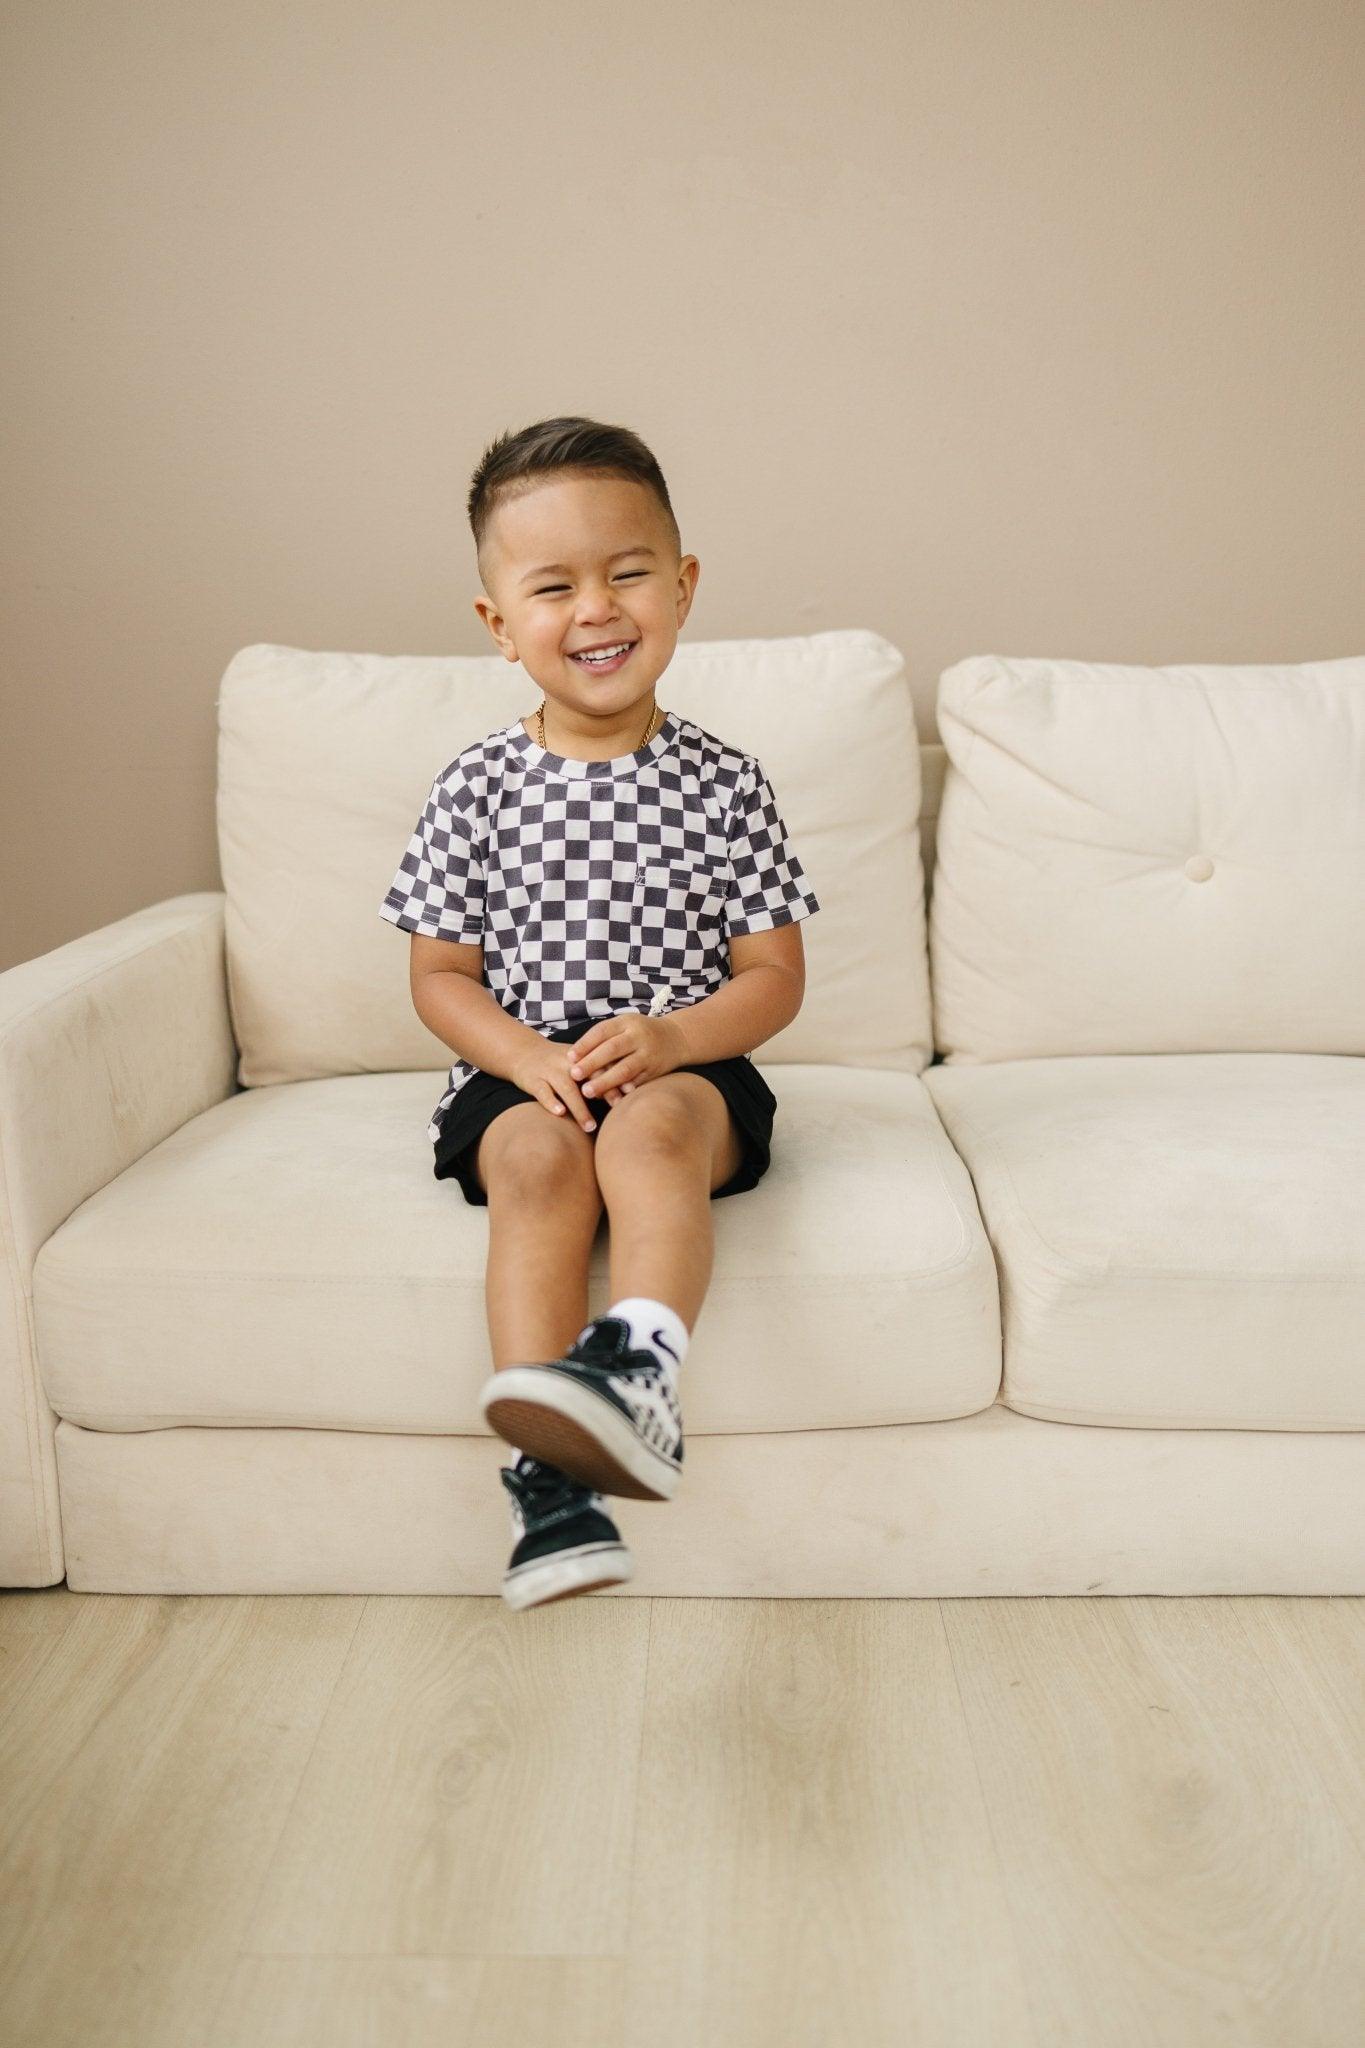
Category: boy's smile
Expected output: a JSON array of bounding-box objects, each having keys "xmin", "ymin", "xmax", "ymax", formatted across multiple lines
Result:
[
  {"xmin": 567, "ymin": 637, "xmax": 638, "ymax": 675},
  {"xmin": 473, "ymin": 472, "xmax": 700, "ymax": 760}
]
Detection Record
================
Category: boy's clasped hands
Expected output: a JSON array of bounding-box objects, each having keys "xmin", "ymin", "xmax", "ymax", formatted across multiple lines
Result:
[{"xmin": 511, "ymin": 1012, "xmax": 685, "ymax": 1132}]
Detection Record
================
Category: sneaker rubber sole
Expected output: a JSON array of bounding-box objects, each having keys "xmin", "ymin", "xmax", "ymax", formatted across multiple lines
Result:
[
  {"xmin": 502, "ymin": 1536, "xmax": 634, "ymax": 1610},
  {"xmin": 483, "ymin": 1367, "xmax": 683, "ymax": 1502}
]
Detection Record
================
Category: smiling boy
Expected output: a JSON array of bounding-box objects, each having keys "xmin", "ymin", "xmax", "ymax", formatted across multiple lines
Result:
[{"xmin": 379, "ymin": 415, "xmax": 820, "ymax": 1608}]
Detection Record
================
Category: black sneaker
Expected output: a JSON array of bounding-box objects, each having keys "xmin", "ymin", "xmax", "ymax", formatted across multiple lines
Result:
[
  {"xmin": 499, "ymin": 1453, "xmax": 634, "ymax": 1611},
  {"xmin": 479, "ymin": 1316, "xmax": 685, "ymax": 1502}
]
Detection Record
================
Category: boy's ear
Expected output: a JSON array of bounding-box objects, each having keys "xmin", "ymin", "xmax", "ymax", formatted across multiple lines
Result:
[
  {"xmin": 473, "ymin": 595, "xmax": 516, "ymax": 659},
  {"xmin": 674, "ymin": 554, "xmax": 701, "ymax": 627}
]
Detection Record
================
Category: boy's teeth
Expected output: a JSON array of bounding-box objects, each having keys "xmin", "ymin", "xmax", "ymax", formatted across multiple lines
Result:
[{"xmin": 574, "ymin": 642, "xmax": 631, "ymax": 664}]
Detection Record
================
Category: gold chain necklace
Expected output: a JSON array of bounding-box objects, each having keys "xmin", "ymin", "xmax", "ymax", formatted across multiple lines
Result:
[{"xmin": 534, "ymin": 698, "xmax": 661, "ymax": 754}]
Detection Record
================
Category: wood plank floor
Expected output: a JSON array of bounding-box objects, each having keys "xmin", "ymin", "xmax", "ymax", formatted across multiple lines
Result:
[{"xmin": 2, "ymin": 1590, "xmax": 1363, "ymax": 2047}]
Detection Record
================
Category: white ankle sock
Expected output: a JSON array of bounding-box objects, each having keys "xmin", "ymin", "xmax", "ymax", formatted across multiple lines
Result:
[{"xmin": 600, "ymin": 1296, "xmax": 690, "ymax": 1376}]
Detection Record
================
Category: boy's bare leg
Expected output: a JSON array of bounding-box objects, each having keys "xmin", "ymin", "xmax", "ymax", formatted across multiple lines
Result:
[
  {"xmin": 590, "ymin": 1076, "xmax": 744, "ymax": 1331},
  {"xmin": 473, "ymin": 1105, "xmax": 605, "ymax": 1370}
]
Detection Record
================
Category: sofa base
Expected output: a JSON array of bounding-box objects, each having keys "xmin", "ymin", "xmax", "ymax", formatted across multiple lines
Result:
[{"xmin": 51, "ymin": 1403, "xmax": 1365, "ymax": 1596}]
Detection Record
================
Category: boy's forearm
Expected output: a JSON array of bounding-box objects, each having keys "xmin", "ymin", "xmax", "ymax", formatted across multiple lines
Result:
[
  {"xmin": 664, "ymin": 965, "xmax": 803, "ymax": 1067},
  {"xmin": 412, "ymin": 973, "xmax": 545, "ymax": 1084}
]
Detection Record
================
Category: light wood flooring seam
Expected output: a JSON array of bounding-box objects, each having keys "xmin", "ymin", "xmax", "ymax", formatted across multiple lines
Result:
[{"xmin": 938, "ymin": 1597, "xmax": 1044, "ymax": 2048}]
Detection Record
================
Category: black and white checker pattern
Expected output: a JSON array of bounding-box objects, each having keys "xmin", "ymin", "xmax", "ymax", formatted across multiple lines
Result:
[{"xmin": 379, "ymin": 709, "xmax": 820, "ymax": 1143}]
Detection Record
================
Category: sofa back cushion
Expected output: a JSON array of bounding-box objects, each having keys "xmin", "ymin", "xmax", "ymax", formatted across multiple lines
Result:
[
  {"xmin": 930, "ymin": 653, "xmax": 1365, "ymax": 1060},
  {"xmin": 217, "ymin": 630, "xmax": 930, "ymax": 1089}
]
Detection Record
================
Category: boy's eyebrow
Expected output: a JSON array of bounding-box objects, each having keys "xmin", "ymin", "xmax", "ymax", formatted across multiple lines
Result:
[{"xmin": 519, "ymin": 546, "xmax": 657, "ymax": 585}]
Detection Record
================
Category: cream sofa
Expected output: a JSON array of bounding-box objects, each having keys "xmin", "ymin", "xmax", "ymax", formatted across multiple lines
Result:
[{"xmin": 4, "ymin": 632, "xmax": 1363, "ymax": 1596}]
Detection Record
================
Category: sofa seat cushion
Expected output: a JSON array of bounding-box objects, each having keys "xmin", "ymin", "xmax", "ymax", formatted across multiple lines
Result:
[
  {"xmin": 924, "ymin": 1052, "xmax": 1365, "ymax": 1430},
  {"xmin": 33, "ymin": 1067, "xmax": 1001, "ymax": 1436}
]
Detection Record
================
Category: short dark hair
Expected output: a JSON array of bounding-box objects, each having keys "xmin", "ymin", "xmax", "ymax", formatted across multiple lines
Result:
[{"xmin": 468, "ymin": 415, "xmax": 681, "ymax": 583}]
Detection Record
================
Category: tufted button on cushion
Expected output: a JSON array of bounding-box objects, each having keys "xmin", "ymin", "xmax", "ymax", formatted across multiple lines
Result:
[{"xmin": 1184, "ymin": 853, "xmax": 1215, "ymax": 882}]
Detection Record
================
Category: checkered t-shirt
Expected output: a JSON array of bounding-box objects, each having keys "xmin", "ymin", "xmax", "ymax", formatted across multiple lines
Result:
[{"xmin": 379, "ymin": 708, "xmax": 821, "ymax": 1145}]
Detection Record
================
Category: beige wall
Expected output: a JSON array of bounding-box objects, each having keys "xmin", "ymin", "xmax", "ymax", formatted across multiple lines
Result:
[{"xmin": 3, "ymin": 0, "xmax": 1362, "ymax": 970}]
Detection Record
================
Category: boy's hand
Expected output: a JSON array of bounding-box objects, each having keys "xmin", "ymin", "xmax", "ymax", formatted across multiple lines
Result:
[
  {"xmin": 567, "ymin": 1013, "xmax": 685, "ymax": 1102},
  {"xmin": 509, "ymin": 1035, "xmax": 632, "ymax": 1131}
]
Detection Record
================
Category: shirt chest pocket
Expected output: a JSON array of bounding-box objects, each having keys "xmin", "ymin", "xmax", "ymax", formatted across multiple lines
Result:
[{"xmin": 629, "ymin": 858, "xmax": 729, "ymax": 993}]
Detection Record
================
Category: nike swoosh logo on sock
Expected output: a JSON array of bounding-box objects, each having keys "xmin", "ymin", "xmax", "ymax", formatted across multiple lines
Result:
[{"xmin": 651, "ymin": 1330, "xmax": 680, "ymax": 1365}]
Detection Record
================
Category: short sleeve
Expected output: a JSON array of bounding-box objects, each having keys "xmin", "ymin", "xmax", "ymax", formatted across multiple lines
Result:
[
  {"xmin": 378, "ymin": 768, "xmax": 486, "ymax": 941},
  {"xmin": 723, "ymin": 756, "xmax": 821, "ymax": 937}
]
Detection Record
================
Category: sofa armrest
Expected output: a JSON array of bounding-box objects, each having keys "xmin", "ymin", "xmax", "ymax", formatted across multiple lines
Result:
[{"xmin": 0, "ymin": 893, "xmax": 238, "ymax": 1585}]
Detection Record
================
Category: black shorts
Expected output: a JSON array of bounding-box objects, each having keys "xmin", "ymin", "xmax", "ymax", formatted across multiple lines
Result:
[{"xmin": 432, "ymin": 1017, "xmax": 778, "ymax": 1207}]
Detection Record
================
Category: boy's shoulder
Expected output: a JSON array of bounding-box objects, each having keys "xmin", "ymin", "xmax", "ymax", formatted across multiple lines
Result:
[
  {"xmin": 674, "ymin": 711, "xmax": 749, "ymax": 764},
  {"xmin": 427, "ymin": 718, "xmax": 518, "ymax": 792},
  {"xmin": 670, "ymin": 713, "xmax": 759, "ymax": 802}
]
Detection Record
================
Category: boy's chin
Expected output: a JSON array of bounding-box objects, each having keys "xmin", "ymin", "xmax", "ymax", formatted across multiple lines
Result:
[{"xmin": 535, "ymin": 654, "xmax": 665, "ymax": 699}]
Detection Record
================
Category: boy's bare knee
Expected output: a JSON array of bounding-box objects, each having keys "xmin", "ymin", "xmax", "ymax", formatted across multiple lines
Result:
[
  {"xmin": 476, "ymin": 1103, "xmax": 603, "ymax": 1204},
  {"xmin": 595, "ymin": 1088, "xmax": 705, "ymax": 1165}
]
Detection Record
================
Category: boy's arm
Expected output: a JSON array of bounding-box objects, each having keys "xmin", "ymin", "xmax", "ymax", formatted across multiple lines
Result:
[
  {"xmin": 662, "ymin": 922, "xmax": 806, "ymax": 1067},
  {"xmin": 409, "ymin": 935, "xmax": 546, "ymax": 1083}
]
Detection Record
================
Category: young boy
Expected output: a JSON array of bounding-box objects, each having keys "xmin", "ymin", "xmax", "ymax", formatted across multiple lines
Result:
[{"xmin": 379, "ymin": 415, "xmax": 820, "ymax": 1610}]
